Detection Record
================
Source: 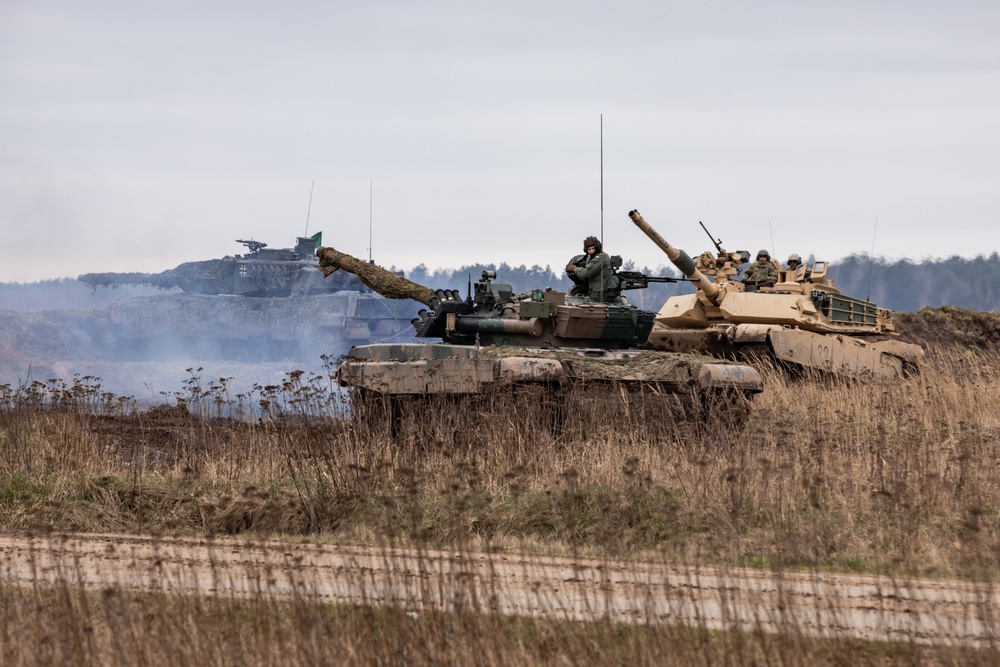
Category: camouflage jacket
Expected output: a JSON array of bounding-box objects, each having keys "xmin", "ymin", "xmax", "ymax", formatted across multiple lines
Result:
[
  {"xmin": 743, "ymin": 259, "xmax": 778, "ymax": 284},
  {"xmin": 571, "ymin": 251, "xmax": 618, "ymax": 302}
]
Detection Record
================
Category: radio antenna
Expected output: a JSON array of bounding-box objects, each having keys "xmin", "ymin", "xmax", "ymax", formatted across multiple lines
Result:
[
  {"xmin": 866, "ymin": 217, "xmax": 878, "ymax": 301},
  {"xmin": 600, "ymin": 114, "xmax": 604, "ymax": 244},
  {"xmin": 368, "ymin": 181, "xmax": 373, "ymax": 263},
  {"xmin": 768, "ymin": 219, "xmax": 776, "ymax": 260},
  {"xmin": 304, "ymin": 179, "xmax": 315, "ymax": 236}
]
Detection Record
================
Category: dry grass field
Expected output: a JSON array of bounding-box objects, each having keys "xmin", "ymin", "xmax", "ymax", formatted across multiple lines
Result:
[{"xmin": 2, "ymin": 309, "xmax": 1000, "ymax": 664}]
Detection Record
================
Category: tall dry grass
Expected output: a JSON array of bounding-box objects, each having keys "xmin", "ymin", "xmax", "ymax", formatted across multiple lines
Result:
[
  {"xmin": 2, "ymin": 349, "xmax": 1000, "ymax": 662},
  {"xmin": 2, "ymin": 351, "xmax": 999, "ymax": 578},
  {"xmin": 4, "ymin": 575, "xmax": 985, "ymax": 667}
]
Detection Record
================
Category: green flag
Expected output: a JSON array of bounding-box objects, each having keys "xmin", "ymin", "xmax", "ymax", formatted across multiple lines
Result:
[{"xmin": 310, "ymin": 231, "xmax": 322, "ymax": 248}]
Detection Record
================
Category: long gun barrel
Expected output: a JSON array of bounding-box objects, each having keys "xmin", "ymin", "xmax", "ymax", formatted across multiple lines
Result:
[
  {"xmin": 316, "ymin": 246, "xmax": 437, "ymax": 307},
  {"xmin": 628, "ymin": 209, "xmax": 721, "ymax": 303},
  {"xmin": 79, "ymin": 272, "xmax": 180, "ymax": 290}
]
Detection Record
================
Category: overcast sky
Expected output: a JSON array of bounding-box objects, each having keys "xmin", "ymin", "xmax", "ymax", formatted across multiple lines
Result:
[{"xmin": 2, "ymin": 0, "xmax": 998, "ymax": 284}]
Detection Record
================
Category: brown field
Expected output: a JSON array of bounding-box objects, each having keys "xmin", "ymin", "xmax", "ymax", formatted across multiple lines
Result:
[{"xmin": 2, "ymin": 309, "xmax": 1000, "ymax": 664}]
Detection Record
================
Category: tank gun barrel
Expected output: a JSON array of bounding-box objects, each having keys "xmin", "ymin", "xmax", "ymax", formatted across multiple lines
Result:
[
  {"xmin": 316, "ymin": 246, "xmax": 436, "ymax": 307},
  {"xmin": 628, "ymin": 209, "xmax": 720, "ymax": 303},
  {"xmin": 78, "ymin": 272, "xmax": 179, "ymax": 290}
]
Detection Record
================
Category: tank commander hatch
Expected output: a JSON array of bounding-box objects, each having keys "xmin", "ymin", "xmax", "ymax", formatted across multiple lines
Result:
[
  {"xmin": 565, "ymin": 235, "xmax": 620, "ymax": 303},
  {"xmin": 741, "ymin": 249, "xmax": 779, "ymax": 286}
]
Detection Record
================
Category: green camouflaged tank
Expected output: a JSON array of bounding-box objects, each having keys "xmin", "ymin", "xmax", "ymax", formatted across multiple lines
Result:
[{"xmin": 318, "ymin": 246, "xmax": 764, "ymax": 438}]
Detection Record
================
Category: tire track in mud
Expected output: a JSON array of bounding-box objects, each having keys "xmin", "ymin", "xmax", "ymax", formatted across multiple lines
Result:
[{"xmin": 0, "ymin": 532, "xmax": 997, "ymax": 647}]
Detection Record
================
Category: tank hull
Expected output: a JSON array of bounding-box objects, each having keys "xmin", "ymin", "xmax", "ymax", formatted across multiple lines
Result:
[
  {"xmin": 337, "ymin": 342, "xmax": 763, "ymax": 395},
  {"xmin": 338, "ymin": 342, "xmax": 763, "ymax": 438}
]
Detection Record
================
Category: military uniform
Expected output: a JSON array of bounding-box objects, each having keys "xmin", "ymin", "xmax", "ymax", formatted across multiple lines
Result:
[
  {"xmin": 743, "ymin": 250, "xmax": 778, "ymax": 284},
  {"xmin": 786, "ymin": 254, "xmax": 812, "ymax": 282},
  {"xmin": 566, "ymin": 236, "xmax": 619, "ymax": 302}
]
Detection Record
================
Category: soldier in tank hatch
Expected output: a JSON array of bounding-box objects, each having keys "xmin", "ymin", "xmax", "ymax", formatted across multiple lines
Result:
[
  {"xmin": 741, "ymin": 249, "xmax": 779, "ymax": 286},
  {"xmin": 566, "ymin": 236, "xmax": 620, "ymax": 303},
  {"xmin": 786, "ymin": 253, "xmax": 812, "ymax": 282}
]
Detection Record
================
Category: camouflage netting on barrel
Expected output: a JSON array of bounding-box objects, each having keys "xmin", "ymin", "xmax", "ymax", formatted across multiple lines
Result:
[{"xmin": 317, "ymin": 247, "xmax": 436, "ymax": 306}]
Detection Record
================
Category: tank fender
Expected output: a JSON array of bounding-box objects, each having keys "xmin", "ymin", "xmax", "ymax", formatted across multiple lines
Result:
[{"xmin": 697, "ymin": 364, "xmax": 763, "ymax": 392}]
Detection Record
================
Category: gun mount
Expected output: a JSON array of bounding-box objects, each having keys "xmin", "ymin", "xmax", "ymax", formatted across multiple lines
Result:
[
  {"xmin": 317, "ymin": 245, "xmax": 764, "ymax": 439},
  {"xmin": 628, "ymin": 209, "xmax": 923, "ymax": 380}
]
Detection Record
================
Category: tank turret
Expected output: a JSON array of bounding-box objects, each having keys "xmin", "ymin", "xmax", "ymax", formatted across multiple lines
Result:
[
  {"xmin": 628, "ymin": 209, "xmax": 923, "ymax": 380},
  {"xmin": 81, "ymin": 234, "xmax": 363, "ymax": 297},
  {"xmin": 75, "ymin": 233, "xmax": 419, "ymax": 362},
  {"xmin": 319, "ymin": 245, "xmax": 657, "ymax": 349}
]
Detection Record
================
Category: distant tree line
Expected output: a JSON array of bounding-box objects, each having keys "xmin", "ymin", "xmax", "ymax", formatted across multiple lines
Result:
[{"xmin": 828, "ymin": 254, "xmax": 1000, "ymax": 313}]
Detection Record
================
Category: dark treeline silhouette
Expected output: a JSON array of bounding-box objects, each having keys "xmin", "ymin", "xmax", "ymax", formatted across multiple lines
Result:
[{"xmin": 828, "ymin": 253, "xmax": 1000, "ymax": 312}]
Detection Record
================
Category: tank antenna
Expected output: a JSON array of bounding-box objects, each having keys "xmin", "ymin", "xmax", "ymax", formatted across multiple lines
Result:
[
  {"xmin": 866, "ymin": 216, "xmax": 878, "ymax": 301},
  {"xmin": 768, "ymin": 219, "xmax": 776, "ymax": 261},
  {"xmin": 369, "ymin": 181, "xmax": 374, "ymax": 263},
  {"xmin": 599, "ymin": 113, "xmax": 604, "ymax": 244},
  {"xmin": 304, "ymin": 179, "xmax": 315, "ymax": 237}
]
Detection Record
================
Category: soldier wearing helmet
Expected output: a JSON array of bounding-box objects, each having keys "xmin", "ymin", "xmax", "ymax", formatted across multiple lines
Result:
[
  {"xmin": 566, "ymin": 235, "xmax": 619, "ymax": 302},
  {"xmin": 786, "ymin": 253, "xmax": 812, "ymax": 282},
  {"xmin": 741, "ymin": 249, "xmax": 778, "ymax": 285}
]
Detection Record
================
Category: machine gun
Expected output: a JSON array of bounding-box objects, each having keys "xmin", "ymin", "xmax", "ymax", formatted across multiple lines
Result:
[
  {"xmin": 616, "ymin": 271, "xmax": 688, "ymax": 292},
  {"xmin": 236, "ymin": 239, "xmax": 268, "ymax": 254},
  {"xmin": 699, "ymin": 221, "xmax": 725, "ymax": 256}
]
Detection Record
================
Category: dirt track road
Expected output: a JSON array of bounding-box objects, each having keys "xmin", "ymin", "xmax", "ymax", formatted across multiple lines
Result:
[{"xmin": 1, "ymin": 532, "xmax": 997, "ymax": 647}]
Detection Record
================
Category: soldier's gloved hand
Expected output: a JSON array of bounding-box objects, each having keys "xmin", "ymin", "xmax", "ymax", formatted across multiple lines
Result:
[{"xmin": 565, "ymin": 264, "xmax": 577, "ymax": 274}]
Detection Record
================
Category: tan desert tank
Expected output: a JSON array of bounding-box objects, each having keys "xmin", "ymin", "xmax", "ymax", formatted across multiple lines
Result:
[
  {"xmin": 628, "ymin": 210, "xmax": 923, "ymax": 380},
  {"xmin": 316, "ymin": 245, "xmax": 764, "ymax": 438}
]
